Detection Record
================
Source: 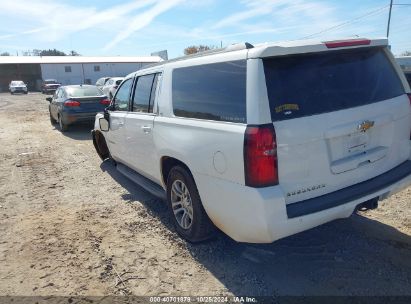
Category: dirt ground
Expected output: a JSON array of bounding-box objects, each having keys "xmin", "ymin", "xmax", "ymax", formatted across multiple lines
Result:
[{"xmin": 0, "ymin": 92, "xmax": 411, "ymax": 297}]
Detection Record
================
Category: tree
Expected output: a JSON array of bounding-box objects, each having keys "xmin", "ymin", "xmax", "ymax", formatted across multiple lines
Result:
[
  {"xmin": 0, "ymin": 52, "xmax": 10, "ymax": 56},
  {"xmin": 39, "ymin": 49, "xmax": 66, "ymax": 56},
  {"xmin": 69, "ymin": 50, "xmax": 80, "ymax": 56},
  {"xmin": 184, "ymin": 45, "xmax": 216, "ymax": 55},
  {"xmin": 401, "ymin": 50, "xmax": 411, "ymax": 56}
]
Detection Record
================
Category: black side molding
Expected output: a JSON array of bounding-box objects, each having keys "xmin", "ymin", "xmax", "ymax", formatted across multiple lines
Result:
[
  {"xmin": 286, "ymin": 160, "xmax": 411, "ymax": 219},
  {"xmin": 116, "ymin": 163, "xmax": 166, "ymax": 200}
]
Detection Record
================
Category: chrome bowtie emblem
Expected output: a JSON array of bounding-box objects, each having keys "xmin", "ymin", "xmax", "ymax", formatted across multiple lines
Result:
[{"xmin": 357, "ymin": 120, "xmax": 375, "ymax": 132}]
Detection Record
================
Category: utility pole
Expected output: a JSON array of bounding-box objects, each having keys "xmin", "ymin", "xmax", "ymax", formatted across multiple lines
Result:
[{"xmin": 387, "ymin": 0, "xmax": 393, "ymax": 37}]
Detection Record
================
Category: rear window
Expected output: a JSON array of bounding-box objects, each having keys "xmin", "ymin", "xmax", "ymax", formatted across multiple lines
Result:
[
  {"xmin": 66, "ymin": 86, "xmax": 102, "ymax": 97},
  {"xmin": 172, "ymin": 60, "xmax": 247, "ymax": 123},
  {"xmin": 263, "ymin": 47, "xmax": 405, "ymax": 121},
  {"xmin": 405, "ymin": 73, "xmax": 411, "ymax": 87}
]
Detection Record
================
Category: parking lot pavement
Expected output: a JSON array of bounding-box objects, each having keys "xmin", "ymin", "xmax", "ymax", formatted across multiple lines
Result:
[{"xmin": 0, "ymin": 92, "xmax": 410, "ymax": 297}]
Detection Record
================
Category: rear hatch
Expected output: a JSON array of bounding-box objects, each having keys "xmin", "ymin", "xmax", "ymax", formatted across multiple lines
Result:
[{"xmin": 262, "ymin": 46, "xmax": 411, "ymax": 204}]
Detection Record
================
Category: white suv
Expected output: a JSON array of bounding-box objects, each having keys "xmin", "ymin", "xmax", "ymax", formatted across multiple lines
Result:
[{"xmin": 92, "ymin": 38, "xmax": 411, "ymax": 243}]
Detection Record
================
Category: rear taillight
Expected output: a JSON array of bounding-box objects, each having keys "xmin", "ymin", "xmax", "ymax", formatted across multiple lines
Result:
[
  {"xmin": 325, "ymin": 39, "xmax": 371, "ymax": 49},
  {"xmin": 244, "ymin": 124, "xmax": 278, "ymax": 187},
  {"xmin": 100, "ymin": 99, "xmax": 111, "ymax": 105},
  {"xmin": 64, "ymin": 100, "xmax": 80, "ymax": 107}
]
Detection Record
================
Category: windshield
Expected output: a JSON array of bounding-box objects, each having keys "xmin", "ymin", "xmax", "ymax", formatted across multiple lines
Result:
[
  {"xmin": 66, "ymin": 86, "xmax": 103, "ymax": 97},
  {"xmin": 264, "ymin": 47, "xmax": 405, "ymax": 121},
  {"xmin": 45, "ymin": 80, "xmax": 58, "ymax": 84},
  {"xmin": 11, "ymin": 81, "xmax": 24, "ymax": 86}
]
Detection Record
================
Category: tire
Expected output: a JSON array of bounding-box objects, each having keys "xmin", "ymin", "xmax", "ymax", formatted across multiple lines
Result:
[
  {"xmin": 49, "ymin": 111, "xmax": 56, "ymax": 125},
  {"xmin": 24, "ymin": 91, "xmax": 28, "ymax": 94},
  {"xmin": 58, "ymin": 115, "xmax": 69, "ymax": 132},
  {"xmin": 166, "ymin": 166, "xmax": 215, "ymax": 242},
  {"xmin": 93, "ymin": 131, "xmax": 112, "ymax": 161}
]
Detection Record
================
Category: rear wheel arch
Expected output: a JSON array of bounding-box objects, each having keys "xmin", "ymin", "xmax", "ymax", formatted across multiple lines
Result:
[{"xmin": 161, "ymin": 156, "xmax": 192, "ymax": 187}]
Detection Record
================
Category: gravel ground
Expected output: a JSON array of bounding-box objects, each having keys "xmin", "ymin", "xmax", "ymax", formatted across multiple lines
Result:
[{"xmin": 0, "ymin": 92, "xmax": 410, "ymax": 297}]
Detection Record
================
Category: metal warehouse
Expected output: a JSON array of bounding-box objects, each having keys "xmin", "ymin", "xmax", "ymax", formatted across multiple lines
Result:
[{"xmin": 0, "ymin": 56, "xmax": 162, "ymax": 92}]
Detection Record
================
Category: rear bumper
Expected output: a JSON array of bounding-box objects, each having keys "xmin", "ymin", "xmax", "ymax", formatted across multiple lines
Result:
[
  {"xmin": 61, "ymin": 112, "xmax": 97, "ymax": 125},
  {"xmin": 287, "ymin": 161, "xmax": 411, "ymax": 218},
  {"xmin": 10, "ymin": 88, "xmax": 27, "ymax": 92},
  {"xmin": 195, "ymin": 160, "xmax": 411, "ymax": 243}
]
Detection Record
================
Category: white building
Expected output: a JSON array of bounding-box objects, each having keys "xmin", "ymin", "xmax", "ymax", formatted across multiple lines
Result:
[{"xmin": 0, "ymin": 56, "xmax": 162, "ymax": 91}]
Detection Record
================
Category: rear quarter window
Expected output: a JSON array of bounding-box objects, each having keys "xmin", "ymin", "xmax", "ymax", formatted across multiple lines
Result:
[
  {"xmin": 263, "ymin": 47, "xmax": 405, "ymax": 121},
  {"xmin": 172, "ymin": 60, "xmax": 247, "ymax": 123}
]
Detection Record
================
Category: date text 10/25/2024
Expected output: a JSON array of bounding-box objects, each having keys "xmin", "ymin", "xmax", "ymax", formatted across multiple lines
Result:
[{"xmin": 149, "ymin": 296, "xmax": 257, "ymax": 303}]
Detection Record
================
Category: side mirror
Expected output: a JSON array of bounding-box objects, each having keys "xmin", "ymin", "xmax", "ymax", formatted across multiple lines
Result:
[
  {"xmin": 99, "ymin": 117, "xmax": 109, "ymax": 132},
  {"xmin": 46, "ymin": 97, "xmax": 52, "ymax": 103}
]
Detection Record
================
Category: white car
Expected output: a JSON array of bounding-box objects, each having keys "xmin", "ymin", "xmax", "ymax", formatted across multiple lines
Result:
[
  {"xmin": 92, "ymin": 38, "xmax": 411, "ymax": 243},
  {"xmin": 9, "ymin": 80, "xmax": 28, "ymax": 94},
  {"xmin": 102, "ymin": 77, "xmax": 124, "ymax": 100},
  {"xmin": 95, "ymin": 77, "xmax": 111, "ymax": 90}
]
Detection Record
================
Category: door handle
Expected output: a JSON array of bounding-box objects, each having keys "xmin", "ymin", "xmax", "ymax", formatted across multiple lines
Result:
[{"xmin": 141, "ymin": 126, "xmax": 152, "ymax": 133}]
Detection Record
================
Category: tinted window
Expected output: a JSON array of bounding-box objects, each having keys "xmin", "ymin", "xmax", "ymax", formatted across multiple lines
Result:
[
  {"xmin": 405, "ymin": 73, "xmax": 411, "ymax": 86},
  {"xmin": 172, "ymin": 60, "xmax": 247, "ymax": 123},
  {"xmin": 264, "ymin": 47, "xmax": 405, "ymax": 121},
  {"xmin": 66, "ymin": 86, "xmax": 102, "ymax": 97},
  {"xmin": 45, "ymin": 80, "xmax": 58, "ymax": 84},
  {"xmin": 113, "ymin": 78, "xmax": 132, "ymax": 111},
  {"xmin": 132, "ymin": 74, "xmax": 154, "ymax": 113}
]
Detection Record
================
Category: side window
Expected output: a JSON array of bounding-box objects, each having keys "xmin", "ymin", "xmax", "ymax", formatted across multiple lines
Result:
[
  {"xmin": 172, "ymin": 61, "xmax": 247, "ymax": 123},
  {"xmin": 113, "ymin": 78, "xmax": 132, "ymax": 111},
  {"xmin": 132, "ymin": 74, "xmax": 155, "ymax": 113},
  {"xmin": 53, "ymin": 89, "xmax": 59, "ymax": 99}
]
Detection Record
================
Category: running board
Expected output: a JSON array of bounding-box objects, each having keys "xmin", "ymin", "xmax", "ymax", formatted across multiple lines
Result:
[{"xmin": 116, "ymin": 163, "xmax": 166, "ymax": 200}]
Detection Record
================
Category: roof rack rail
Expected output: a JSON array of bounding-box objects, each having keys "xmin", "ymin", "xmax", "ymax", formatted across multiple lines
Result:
[{"xmin": 144, "ymin": 42, "xmax": 254, "ymax": 69}]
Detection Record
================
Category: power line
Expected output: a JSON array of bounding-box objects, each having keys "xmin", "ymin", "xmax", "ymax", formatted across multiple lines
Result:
[{"xmin": 300, "ymin": 5, "xmax": 389, "ymax": 39}]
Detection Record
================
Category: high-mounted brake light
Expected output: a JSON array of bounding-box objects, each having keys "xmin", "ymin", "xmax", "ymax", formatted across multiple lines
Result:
[
  {"xmin": 325, "ymin": 39, "xmax": 371, "ymax": 49},
  {"xmin": 64, "ymin": 100, "xmax": 80, "ymax": 107},
  {"xmin": 100, "ymin": 99, "xmax": 111, "ymax": 105},
  {"xmin": 244, "ymin": 124, "xmax": 278, "ymax": 187}
]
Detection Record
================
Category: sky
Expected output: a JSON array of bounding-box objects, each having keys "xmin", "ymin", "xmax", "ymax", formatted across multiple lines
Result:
[{"xmin": 0, "ymin": 0, "xmax": 410, "ymax": 59}]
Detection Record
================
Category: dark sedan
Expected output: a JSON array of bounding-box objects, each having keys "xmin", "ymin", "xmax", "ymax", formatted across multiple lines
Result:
[{"xmin": 47, "ymin": 85, "xmax": 110, "ymax": 132}]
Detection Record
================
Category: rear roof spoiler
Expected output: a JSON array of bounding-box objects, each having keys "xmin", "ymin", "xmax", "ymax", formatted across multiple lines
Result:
[{"xmin": 248, "ymin": 37, "xmax": 388, "ymax": 59}]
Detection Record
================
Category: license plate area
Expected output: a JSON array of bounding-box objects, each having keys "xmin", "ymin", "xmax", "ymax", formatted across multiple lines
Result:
[{"xmin": 347, "ymin": 132, "xmax": 369, "ymax": 154}]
